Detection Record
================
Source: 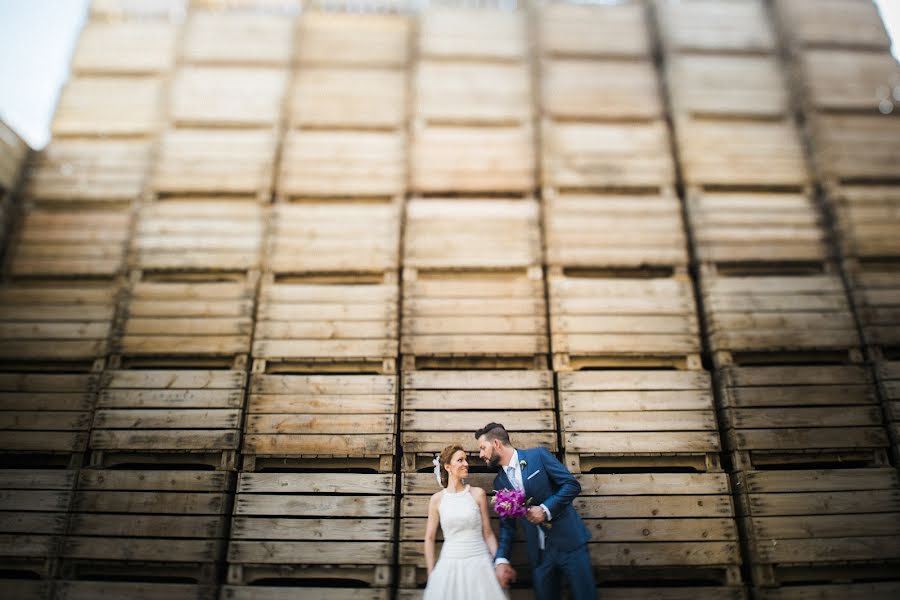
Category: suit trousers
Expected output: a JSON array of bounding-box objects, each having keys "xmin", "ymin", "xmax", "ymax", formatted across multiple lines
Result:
[{"xmin": 533, "ymin": 542, "xmax": 597, "ymax": 600}]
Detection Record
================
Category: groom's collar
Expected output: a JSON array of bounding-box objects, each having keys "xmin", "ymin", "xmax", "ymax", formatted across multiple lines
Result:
[{"xmin": 505, "ymin": 449, "xmax": 520, "ymax": 471}]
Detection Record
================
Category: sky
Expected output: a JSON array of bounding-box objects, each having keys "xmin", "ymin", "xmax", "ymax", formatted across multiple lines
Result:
[{"xmin": 0, "ymin": 0, "xmax": 898, "ymax": 150}]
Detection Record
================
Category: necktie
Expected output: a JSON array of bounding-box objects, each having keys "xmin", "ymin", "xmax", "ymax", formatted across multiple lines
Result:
[{"xmin": 506, "ymin": 465, "xmax": 520, "ymax": 490}]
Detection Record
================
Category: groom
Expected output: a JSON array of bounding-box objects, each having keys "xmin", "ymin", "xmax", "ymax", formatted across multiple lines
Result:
[{"xmin": 476, "ymin": 422, "xmax": 596, "ymax": 600}]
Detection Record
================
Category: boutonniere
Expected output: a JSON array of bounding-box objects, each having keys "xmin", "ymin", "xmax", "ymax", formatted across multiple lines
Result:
[{"xmin": 519, "ymin": 459, "xmax": 527, "ymax": 469}]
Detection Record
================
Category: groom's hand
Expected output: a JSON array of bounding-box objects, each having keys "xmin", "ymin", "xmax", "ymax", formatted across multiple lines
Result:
[
  {"xmin": 495, "ymin": 563, "xmax": 516, "ymax": 588},
  {"xmin": 525, "ymin": 506, "xmax": 546, "ymax": 524}
]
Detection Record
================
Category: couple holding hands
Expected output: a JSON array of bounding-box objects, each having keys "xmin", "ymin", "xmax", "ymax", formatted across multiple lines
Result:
[{"xmin": 423, "ymin": 423, "xmax": 596, "ymax": 600}]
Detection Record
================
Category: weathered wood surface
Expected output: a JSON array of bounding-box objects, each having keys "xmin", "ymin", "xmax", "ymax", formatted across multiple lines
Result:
[
  {"xmin": 183, "ymin": 11, "xmax": 294, "ymax": 66},
  {"xmin": 656, "ymin": 0, "xmax": 776, "ymax": 53},
  {"xmin": 52, "ymin": 76, "xmax": 163, "ymax": 137},
  {"xmin": 289, "ymin": 67, "xmax": 406, "ymax": 129},
  {"xmin": 538, "ymin": 1, "xmax": 652, "ymax": 59},
  {"xmin": 296, "ymin": 13, "xmax": 411, "ymax": 67},
  {"xmin": 418, "ymin": 8, "xmax": 526, "ymax": 61},
  {"xmin": 170, "ymin": 66, "xmax": 288, "ymax": 128}
]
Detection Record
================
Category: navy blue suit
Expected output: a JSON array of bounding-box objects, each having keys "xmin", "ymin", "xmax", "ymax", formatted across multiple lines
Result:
[{"xmin": 493, "ymin": 446, "xmax": 596, "ymax": 600}]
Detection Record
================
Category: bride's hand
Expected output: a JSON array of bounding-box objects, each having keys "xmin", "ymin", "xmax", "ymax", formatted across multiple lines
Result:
[{"xmin": 495, "ymin": 563, "xmax": 516, "ymax": 588}]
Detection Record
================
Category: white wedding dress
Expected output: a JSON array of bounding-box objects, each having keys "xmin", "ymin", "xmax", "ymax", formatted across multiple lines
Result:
[{"xmin": 423, "ymin": 485, "xmax": 508, "ymax": 600}]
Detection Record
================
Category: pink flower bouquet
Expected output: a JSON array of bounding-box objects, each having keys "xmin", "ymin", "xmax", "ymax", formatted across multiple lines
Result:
[{"xmin": 492, "ymin": 488, "xmax": 528, "ymax": 519}]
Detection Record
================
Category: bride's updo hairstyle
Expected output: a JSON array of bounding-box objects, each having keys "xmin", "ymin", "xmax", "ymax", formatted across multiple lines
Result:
[{"xmin": 439, "ymin": 444, "xmax": 465, "ymax": 488}]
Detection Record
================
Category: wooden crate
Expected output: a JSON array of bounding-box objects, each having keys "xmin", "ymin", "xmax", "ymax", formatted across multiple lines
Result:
[
  {"xmin": 132, "ymin": 199, "xmax": 263, "ymax": 272},
  {"xmin": 876, "ymin": 361, "xmax": 900, "ymax": 463},
  {"xmin": 549, "ymin": 272, "xmax": 701, "ymax": 371},
  {"xmin": 253, "ymin": 276, "xmax": 398, "ymax": 373},
  {"xmin": 288, "ymin": 67, "xmax": 406, "ymax": 129},
  {"xmin": 404, "ymin": 198, "xmax": 541, "ymax": 271},
  {"xmin": 170, "ymin": 66, "xmax": 288, "ymax": 128},
  {"xmin": 734, "ymin": 468, "xmax": 900, "ymax": 586},
  {"xmin": 686, "ymin": 190, "xmax": 829, "ymax": 266},
  {"xmin": 541, "ymin": 58, "xmax": 662, "ymax": 121},
  {"xmin": 0, "ymin": 282, "xmax": 116, "ymax": 370},
  {"xmin": 655, "ymin": 0, "xmax": 776, "ymax": 54},
  {"xmin": 415, "ymin": 60, "xmax": 532, "ymax": 125},
  {"xmin": 544, "ymin": 189, "xmax": 688, "ymax": 269},
  {"xmin": 674, "ymin": 117, "xmax": 809, "ymax": 190},
  {"xmin": 576, "ymin": 473, "xmax": 742, "ymax": 586},
  {"xmin": 828, "ymin": 185, "xmax": 900, "ymax": 260},
  {"xmin": 25, "ymin": 138, "xmax": 152, "ymax": 204},
  {"xmin": 717, "ymin": 365, "xmax": 889, "ymax": 471},
  {"xmin": 418, "ymin": 8, "xmax": 526, "ymax": 61},
  {"xmin": 55, "ymin": 581, "xmax": 217, "ymax": 600},
  {"xmin": 222, "ymin": 588, "xmax": 390, "ymax": 600},
  {"xmin": 278, "ymin": 129, "xmax": 405, "ymax": 199},
  {"xmin": 183, "ymin": 11, "xmax": 294, "ymax": 66},
  {"xmin": 0, "ymin": 119, "xmax": 29, "ymax": 194},
  {"xmin": 809, "ymin": 113, "xmax": 900, "ymax": 186},
  {"xmin": 266, "ymin": 201, "xmax": 401, "ymax": 274},
  {"xmin": 296, "ymin": 13, "xmax": 411, "ymax": 67},
  {"xmin": 227, "ymin": 472, "xmax": 394, "ymax": 586},
  {"xmin": 846, "ymin": 263, "xmax": 900, "ymax": 355},
  {"xmin": 401, "ymin": 271, "xmax": 548, "ymax": 370},
  {"xmin": 60, "ymin": 469, "xmax": 231, "ymax": 583},
  {"xmin": 754, "ymin": 582, "xmax": 900, "ymax": 600},
  {"xmin": 89, "ymin": 369, "xmax": 247, "ymax": 470},
  {"xmin": 795, "ymin": 49, "xmax": 900, "ymax": 113},
  {"xmin": 5, "ymin": 207, "xmax": 132, "ymax": 280},
  {"xmin": 71, "ymin": 22, "xmax": 178, "ymax": 75},
  {"xmin": 114, "ymin": 274, "xmax": 256, "ymax": 368},
  {"xmin": 0, "ymin": 580, "xmax": 51, "ymax": 600},
  {"xmin": 665, "ymin": 54, "xmax": 789, "ymax": 118},
  {"xmin": 411, "ymin": 124, "xmax": 535, "ymax": 194},
  {"xmin": 51, "ymin": 76, "xmax": 163, "ymax": 138},
  {"xmin": 538, "ymin": 1, "xmax": 652, "ymax": 59},
  {"xmin": 559, "ymin": 371, "xmax": 721, "ymax": 473},
  {"xmin": 542, "ymin": 120, "xmax": 674, "ymax": 191},
  {"xmin": 0, "ymin": 469, "xmax": 76, "ymax": 579},
  {"xmin": 89, "ymin": 0, "xmax": 187, "ymax": 21},
  {"xmin": 0, "ymin": 373, "xmax": 99, "ymax": 468},
  {"xmin": 772, "ymin": 0, "xmax": 891, "ymax": 51},
  {"xmin": 242, "ymin": 373, "xmax": 397, "ymax": 472},
  {"xmin": 701, "ymin": 269, "xmax": 862, "ymax": 366},
  {"xmin": 400, "ymin": 370, "xmax": 556, "ymax": 472},
  {"xmin": 152, "ymin": 129, "xmax": 276, "ymax": 200}
]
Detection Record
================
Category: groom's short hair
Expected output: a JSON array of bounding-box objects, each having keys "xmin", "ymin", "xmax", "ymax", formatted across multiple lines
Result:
[{"xmin": 475, "ymin": 422, "xmax": 511, "ymax": 446}]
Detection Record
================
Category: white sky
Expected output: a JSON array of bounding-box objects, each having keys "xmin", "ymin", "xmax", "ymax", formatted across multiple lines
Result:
[{"xmin": 0, "ymin": 0, "xmax": 898, "ymax": 149}]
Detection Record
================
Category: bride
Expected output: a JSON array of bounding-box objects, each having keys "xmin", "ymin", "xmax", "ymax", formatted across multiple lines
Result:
[{"xmin": 423, "ymin": 444, "xmax": 509, "ymax": 599}]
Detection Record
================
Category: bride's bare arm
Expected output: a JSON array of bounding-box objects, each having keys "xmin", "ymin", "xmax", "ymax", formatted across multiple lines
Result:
[
  {"xmin": 474, "ymin": 488, "xmax": 499, "ymax": 558},
  {"xmin": 424, "ymin": 492, "xmax": 441, "ymax": 576}
]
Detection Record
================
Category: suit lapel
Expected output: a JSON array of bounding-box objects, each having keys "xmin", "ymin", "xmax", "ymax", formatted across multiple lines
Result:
[
  {"xmin": 518, "ymin": 448, "xmax": 530, "ymax": 494},
  {"xmin": 497, "ymin": 463, "xmax": 513, "ymax": 490}
]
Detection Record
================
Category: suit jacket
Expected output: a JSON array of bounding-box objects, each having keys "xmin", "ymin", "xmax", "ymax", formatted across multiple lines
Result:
[{"xmin": 493, "ymin": 446, "xmax": 591, "ymax": 568}]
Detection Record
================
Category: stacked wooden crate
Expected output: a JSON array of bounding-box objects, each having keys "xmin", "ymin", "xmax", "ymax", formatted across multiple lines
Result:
[{"xmin": 0, "ymin": 119, "xmax": 29, "ymax": 257}]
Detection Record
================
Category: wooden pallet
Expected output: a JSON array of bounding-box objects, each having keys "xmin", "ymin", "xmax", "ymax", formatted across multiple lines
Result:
[
  {"xmin": 734, "ymin": 468, "xmax": 900, "ymax": 587},
  {"xmin": 113, "ymin": 271, "xmax": 256, "ymax": 368},
  {"xmin": 404, "ymin": 198, "xmax": 541, "ymax": 271},
  {"xmin": 828, "ymin": 185, "xmax": 900, "ymax": 261},
  {"xmin": 227, "ymin": 472, "xmax": 394, "ymax": 586},
  {"xmin": 559, "ymin": 370, "xmax": 722, "ymax": 473},
  {"xmin": 296, "ymin": 13, "xmax": 411, "ymax": 68},
  {"xmin": 700, "ymin": 268, "xmax": 862, "ymax": 366},
  {"xmin": 674, "ymin": 116, "xmax": 809, "ymax": 190},
  {"xmin": 253, "ymin": 276, "xmax": 398, "ymax": 373},
  {"xmin": 401, "ymin": 270, "xmax": 548, "ymax": 369},
  {"xmin": 0, "ymin": 282, "xmax": 117, "ymax": 370},
  {"xmin": 754, "ymin": 582, "xmax": 900, "ymax": 600},
  {"xmin": 132, "ymin": 198, "xmax": 264, "ymax": 272},
  {"xmin": 183, "ymin": 11, "xmax": 294, "ymax": 66},
  {"xmin": 415, "ymin": 60, "xmax": 531, "ymax": 126},
  {"xmin": 540, "ymin": 58, "xmax": 662, "ymax": 121},
  {"xmin": 170, "ymin": 66, "xmax": 288, "ymax": 128},
  {"xmin": 51, "ymin": 75, "xmax": 163, "ymax": 138},
  {"xmin": 538, "ymin": 1, "xmax": 652, "ymax": 59},
  {"xmin": 89, "ymin": 368, "xmax": 247, "ymax": 470},
  {"xmin": 0, "ymin": 469, "xmax": 76, "ymax": 579},
  {"xmin": 809, "ymin": 113, "xmax": 900, "ymax": 187},
  {"xmin": 655, "ymin": 0, "xmax": 776, "ymax": 54},
  {"xmin": 89, "ymin": 0, "xmax": 187, "ymax": 22},
  {"xmin": 418, "ymin": 7, "xmax": 526, "ymax": 61},
  {"xmin": 60, "ymin": 469, "xmax": 232, "ymax": 583},
  {"xmin": 0, "ymin": 372, "xmax": 99, "ymax": 468},
  {"xmin": 222, "ymin": 588, "xmax": 390, "ymax": 600},
  {"xmin": 772, "ymin": 0, "xmax": 892, "ymax": 52},
  {"xmin": 544, "ymin": 188, "xmax": 688, "ymax": 269},
  {"xmin": 289, "ymin": 66, "xmax": 406, "ymax": 129},
  {"xmin": 0, "ymin": 119, "xmax": 29, "ymax": 194},
  {"xmin": 24, "ymin": 138, "xmax": 152, "ymax": 205},
  {"xmin": 277, "ymin": 129, "xmax": 405, "ymax": 199},
  {"xmin": 717, "ymin": 365, "xmax": 890, "ymax": 471},
  {"xmin": 400, "ymin": 370, "xmax": 556, "ymax": 472},
  {"xmin": 665, "ymin": 54, "xmax": 788, "ymax": 119},
  {"xmin": 793, "ymin": 48, "xmax": 900, "ymax": 114},
  {"xmin": 549, "ymin": 271, "xmax": 702, "ymax": 371},
  {"xmin": 0, "ymin": 580, "xmax": 52, "ymax": 600},
  {"xmin": 876, "ymin": 361, "xmax": 900, "ymax": 463},
  {"xmin": 151, "ymin": 128, "xmax": 276, "ymax": 201},
  {"xmin": 845, "ymin": 262, "xmax": 900, "ymax": 354},
  {"xmin": 686, "ymin": 189, "xmax": 829, "ymax": 266},
  {"xmin": 5, "ymin": 206, "xmax": 133, "ymax": 279},
  {"xmin": 266, "ymin": 200, "xmax": 401, "ymax": 273},
  {"xmin": 55, "ymin": 581, "xmax": 217, "ymax": 600},
  {"xmin": 542, "ymin": 119, "xmax": 674, "ymax": 192},
  {"xmin": 411, "ymin": 123, "xmax": 535, "ymax": 194},
  {"xmin": 72, "ymin": 21, "xmax": 178, "ymax": 76},
  {"xmin": 242, "ymin": 373, "xmax": 397, "ymax": 472}
]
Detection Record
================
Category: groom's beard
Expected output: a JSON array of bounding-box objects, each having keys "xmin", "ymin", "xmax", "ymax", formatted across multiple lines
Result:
[{"xmin": 487, "ymin": 453, "xmax": 502, "ymax": 469}]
